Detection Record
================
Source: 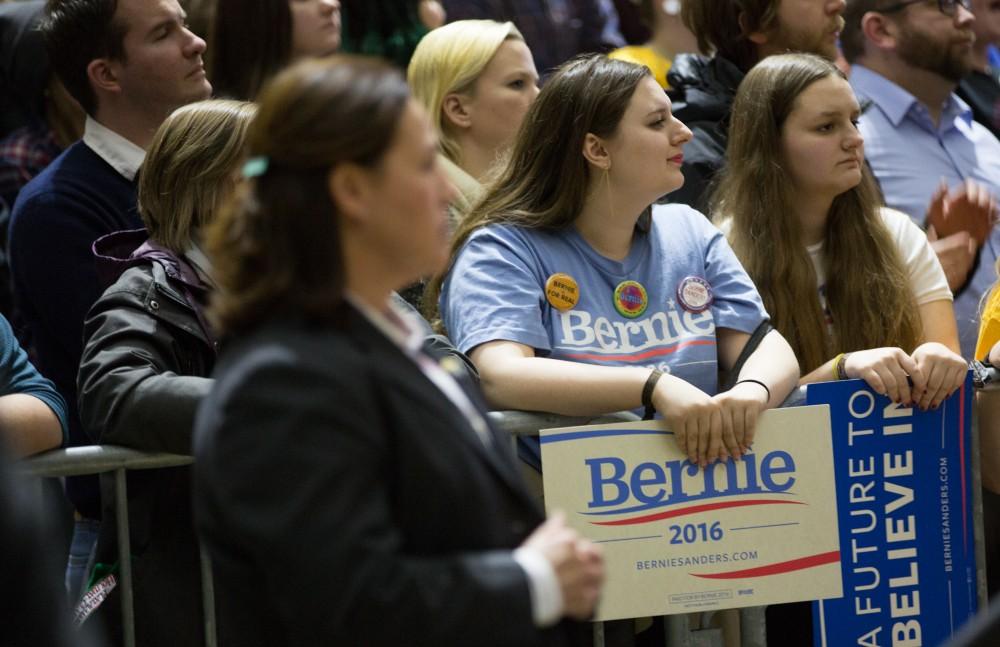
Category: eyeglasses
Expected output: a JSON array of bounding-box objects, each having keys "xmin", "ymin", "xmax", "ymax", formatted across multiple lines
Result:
[{"xmin": 878, "ymin": 0, "xmax": 971, "ymax": 17}]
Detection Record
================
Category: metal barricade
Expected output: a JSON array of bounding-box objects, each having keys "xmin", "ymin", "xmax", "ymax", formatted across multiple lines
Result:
[
  {"xmin": 490, "ymin": 368, "xmax": 999, "ymax": 647},
  {"xmin": 14, "ymin": 368, "xmax": 996, "ymax": 647},
  {"xmin": 15, "ymin": 446, "xmax": 215, "ymax": 647}
]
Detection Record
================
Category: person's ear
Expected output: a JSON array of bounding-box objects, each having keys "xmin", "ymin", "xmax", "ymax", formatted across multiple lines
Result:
[
  {"xmin": 741, "ymin": 11, "xmax": 770, "ymax": 47},
  {"xmin": 87, "ymin": 58, "xmax": 123, "ymax": 97},
  {"xmin": 327, "ymin": 164, "xmax": 373, "ymax": 224},
  {"xmin": 860, "ymin": 11, "xmax": 898, "ymax": 52},
  {"xmin": 581, "ymin": 133, "xmax": 611, "ymax": 170},
  {"xmin": 441, "ymin": 93, "xmax": 473, "ymax": 130}
]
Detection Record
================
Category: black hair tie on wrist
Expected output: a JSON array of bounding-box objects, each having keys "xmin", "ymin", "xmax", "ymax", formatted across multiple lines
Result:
[
  {"xmin": 642, "ymin": 369, "xmax": 664, "ymax": 420},
  {"xmin": 735, "ymin": 378, "xmax": 771, "ymax": 403}
]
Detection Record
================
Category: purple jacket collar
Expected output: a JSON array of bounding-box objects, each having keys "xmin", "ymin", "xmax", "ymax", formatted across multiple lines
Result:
[{"xmin": 92, "ymin": 228, "xmax": 207, "ymax": 293}]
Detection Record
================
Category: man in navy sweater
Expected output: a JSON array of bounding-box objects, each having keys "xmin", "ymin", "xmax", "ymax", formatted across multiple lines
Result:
[{"xmin": 8, "ymin": 0, "xmax": 211, "ymax": 598}]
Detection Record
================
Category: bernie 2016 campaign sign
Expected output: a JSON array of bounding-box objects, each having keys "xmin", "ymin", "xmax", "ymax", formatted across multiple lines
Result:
[
  {"xmin": 809, "ymin": 377, "xmax": 977, "ymax": 647},
  {"xmin": 539, "ymin": 406, "xmax": 843, "ymax": 621}
]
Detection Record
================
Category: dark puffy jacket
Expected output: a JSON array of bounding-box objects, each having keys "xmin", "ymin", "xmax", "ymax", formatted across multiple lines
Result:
[
  {"xmin": 665, "ymin": 54, "xmax": 746, "ymax": 212},
  {"xmin": 78, "ymin": 229, "xmax": 215, "ymax": 647}
]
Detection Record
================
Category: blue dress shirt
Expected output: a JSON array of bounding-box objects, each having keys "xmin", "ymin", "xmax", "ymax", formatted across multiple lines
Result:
[{"xmin": 850, "ymin": 64, "xmax": 1000, "ymax": 357}]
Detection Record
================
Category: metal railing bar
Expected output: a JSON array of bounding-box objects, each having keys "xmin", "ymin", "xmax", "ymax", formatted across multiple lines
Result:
[
  {"xmin": 200, "ymin": 544, "xmax": 217, "ymax": 647},
  {"xmin": 16, "ymin": 445, "xmax": 192, "ymax": 478},
  {"xmin": 114, "ymin": 468, "xmax": 135, "ymax": 647}
]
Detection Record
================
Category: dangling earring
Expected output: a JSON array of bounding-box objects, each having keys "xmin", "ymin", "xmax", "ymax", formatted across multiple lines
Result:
[{"xmin": 604, "ymin": 163, "xmax": 616, "ymax": 221}]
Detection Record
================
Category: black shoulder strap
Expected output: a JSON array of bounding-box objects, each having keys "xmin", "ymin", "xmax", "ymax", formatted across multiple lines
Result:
[{"xmin": 721, "ymin": 319, "xmax": 774, "ymax": 391}]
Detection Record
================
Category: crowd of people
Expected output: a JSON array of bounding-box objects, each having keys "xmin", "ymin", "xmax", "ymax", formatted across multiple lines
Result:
[{"xmin": 3, "ymin": 0, "xmax": 1000, "ymax": 645}]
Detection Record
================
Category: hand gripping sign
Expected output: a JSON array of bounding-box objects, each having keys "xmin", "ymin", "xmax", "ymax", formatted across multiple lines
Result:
[
  {"xmin": 540, "ymin": 406, "xmax": 843, "ymax": 621},
  {"xmin": 808, "ymin": 377, "xmax": 977, "ymax": 647}
]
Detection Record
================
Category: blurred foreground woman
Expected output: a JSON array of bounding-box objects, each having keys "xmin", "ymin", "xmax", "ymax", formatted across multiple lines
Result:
[{"xmin": 193, "ymin": 56, "xmax": 603, "ymax": 647}]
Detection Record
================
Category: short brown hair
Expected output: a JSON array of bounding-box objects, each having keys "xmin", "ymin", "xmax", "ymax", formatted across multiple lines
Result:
[
  {"xmin": 41, "ymin": 0, "xmax": 126, "ymax": 115},
  {"xmin": 206, "ymin": 56, "xmax": 410, "ymax": 336},
  {"xmin": 138, "ymin": 100, "xmax": 256, "ymax": 253},
  {"xmin": 682, "ymin": 0, "xmax": 781, "ymax": 71},
  {"xmin": 841, "ymin": 0, "xmax": 888, "ymax": 63}
]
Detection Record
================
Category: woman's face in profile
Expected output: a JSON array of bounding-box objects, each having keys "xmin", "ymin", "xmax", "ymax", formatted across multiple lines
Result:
[
  {"xmin": 461, "ymin": 39, "xmax": 539, "ymax": 154},
  {"xmin": 779, "ymin": 74, "xmax": 864, "ymax": 202},
  {"xmin": 289, "ymin": 0, "xmax": 342, "ymax": 60},
  {"xmin": 601, "ymin": 76, "xmax": 692, "ymax": 204},
  {"xmin": 362, "ymin": 100, "xmax": 457, "ymax": 282}
]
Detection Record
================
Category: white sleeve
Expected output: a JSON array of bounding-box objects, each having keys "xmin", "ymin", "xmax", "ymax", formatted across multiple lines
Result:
[
  {"xmin": 513, "ymin": 546, "xmax": 564, "ymax": 627},
  {"xmin": 881, "ymin": 207, "xmax": 952, "ymax": 305}
]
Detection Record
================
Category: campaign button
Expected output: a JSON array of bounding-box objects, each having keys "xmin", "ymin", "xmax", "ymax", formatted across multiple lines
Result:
[
  {"xmin": 677, "ymin": 276, "xmax": 713, "ymax": 313},
  {"xmin": 614, "ymin": 280, "xmax": 648, "ymax": 318},
  {"xmin": 545, "ymin": 273, "xmax": 580, "ymax": 311}
]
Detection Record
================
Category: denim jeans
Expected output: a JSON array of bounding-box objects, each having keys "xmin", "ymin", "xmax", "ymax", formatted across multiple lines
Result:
[{"xmin": 65, "ymin": 517, "xmax": 100, "ymax": 602}]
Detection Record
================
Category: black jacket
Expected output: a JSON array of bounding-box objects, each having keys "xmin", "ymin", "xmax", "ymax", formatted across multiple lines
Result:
[
  {"xmin": 78, "ymin": 229, "xmax": 216, "ymax": 647},
  {"xmin": 957, "ymin": 67, "xmax": 1000, "ymax": 142},
  {"xmin": 665, "ymin": 54, "xmax": 746, "ymax": 212},
  {"xmin": 0, "ymin": 0, "xmax": 47, "ymax": 138},
  {"xmin": 80, "ymin": 229, "xmax": 216, "ymax": 454},
  {"xmin": 194, "ymin": 308, "xmax": 588, "ymax": 647}
]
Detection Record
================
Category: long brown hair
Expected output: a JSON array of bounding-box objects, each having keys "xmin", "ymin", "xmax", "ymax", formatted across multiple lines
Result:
[
  {"xmin": 711, "ymin": 53, "xmax": 920, "ymax": 373},
  {"xmin": 209, "ymin": 0, "xmax": 294, "ymax": 100},
  {"xmin": 206, "ymin": 56, "xmax": 410, "ymax": 336},
  {"xmin": 425, "ymin": 54, "xmax": 650, "ymax": 318}
]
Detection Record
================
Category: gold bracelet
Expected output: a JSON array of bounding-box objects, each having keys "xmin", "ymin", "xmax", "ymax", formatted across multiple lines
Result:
[
  {"xmin": 831, "ymin": 353, "xmax": 844, "ymax": 381},
  {"xmin": 837, "ymin": 352, "xmax": 852, "ymax": 380}
]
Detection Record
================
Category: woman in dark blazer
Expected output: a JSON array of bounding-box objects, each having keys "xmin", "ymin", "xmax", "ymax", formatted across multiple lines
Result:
[{"xmin": 193, "ymin": 55, "xmax": 604, "ymax": 647}]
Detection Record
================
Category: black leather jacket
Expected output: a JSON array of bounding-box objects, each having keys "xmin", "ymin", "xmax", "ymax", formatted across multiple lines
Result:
[
  {"xmin": 665, "ymin": 54, "xmax": 746, "ymax": 212},
  {"xmin": 77, "ymin": 229, "xmax": 215, "ymax": 646},
  {"xmin": 79, "ymin": 229, "xmax": 216, "ymax": 454}
]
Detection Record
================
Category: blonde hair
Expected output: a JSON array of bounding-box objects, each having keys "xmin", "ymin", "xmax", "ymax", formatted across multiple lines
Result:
[
  {"xmin": 138, "ymin": 99, "xmax": 257, "ymax": 253},
  {"xmin": 407, "ymin": 19, "xmax": 523, "ymax": 164}
]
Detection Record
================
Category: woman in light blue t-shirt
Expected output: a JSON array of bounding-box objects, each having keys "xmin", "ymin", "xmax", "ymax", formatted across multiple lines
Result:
[{"xmin": 431, "ymin": 55, "xmax": 800, "ymax": 469}]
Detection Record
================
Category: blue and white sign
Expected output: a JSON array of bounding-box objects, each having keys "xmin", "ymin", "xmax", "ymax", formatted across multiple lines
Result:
[
  {"xmin": 539, "ymin": 407, "xmax": 842, "ymax": 620},
  {"xmin": 809, "ymin": 376, "xmax": 977, "ymax": 647}
]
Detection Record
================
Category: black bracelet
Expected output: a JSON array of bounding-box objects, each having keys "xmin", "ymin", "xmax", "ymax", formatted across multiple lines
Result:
[
  {"xmin": 642, "ymin": 369, "xmax": 664, "ymax": 420},
  {"xmin": 735, "ymin": 379, "xmax": 771, "ymax": 402}
]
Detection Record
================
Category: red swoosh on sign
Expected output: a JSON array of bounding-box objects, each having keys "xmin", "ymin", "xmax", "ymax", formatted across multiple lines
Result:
[
  {"xmin": 690, "ymin": 550, "xmax": 841, "ymax": 579},
  {"xmin": 589, "ymin": 499, "xmax": 804, "ymax": 526}
]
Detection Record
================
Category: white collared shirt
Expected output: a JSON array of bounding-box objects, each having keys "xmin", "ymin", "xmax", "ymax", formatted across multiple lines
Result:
[
  {"xmin": 184, "ymin": 243, "xmax": 217, "ymax": 289},
  {"xmin": 82, "ymin": 116, "xmax": 146, "ymax": 181},
  {"xmin": 348, "ymin": 293, "xmax": 564, "ymax": 628}
]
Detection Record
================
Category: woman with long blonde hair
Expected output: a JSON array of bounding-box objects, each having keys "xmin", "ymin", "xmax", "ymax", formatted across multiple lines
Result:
[{"xmin": 714, "ymin": 53, "xmax": 966, "ymax": 412}]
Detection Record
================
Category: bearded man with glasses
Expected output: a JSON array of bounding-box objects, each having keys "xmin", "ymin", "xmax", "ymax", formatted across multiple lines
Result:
[
  {"xmin": 841, "ymin": 0, "xmax": 1000, "ymax": 605},
  {"xmin": 841, "ymin": 0, "xmax": 1000, "ymax": 358}
]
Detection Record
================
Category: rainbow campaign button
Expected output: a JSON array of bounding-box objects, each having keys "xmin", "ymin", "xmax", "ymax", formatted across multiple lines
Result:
[{"xmin": 614, "ymin": 280, "xmax": 648, "ymax": 318}]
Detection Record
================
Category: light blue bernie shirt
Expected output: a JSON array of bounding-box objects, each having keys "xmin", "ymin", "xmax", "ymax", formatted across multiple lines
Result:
[
  {"xmin": 850, "ymin": 64, "xmax": 1000, "ymax": 357},
  {"xmin": 441, "ymin": 203, "xmax": 768, "ymax": 400}
]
